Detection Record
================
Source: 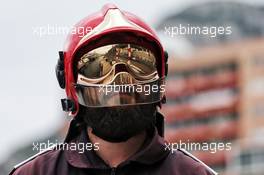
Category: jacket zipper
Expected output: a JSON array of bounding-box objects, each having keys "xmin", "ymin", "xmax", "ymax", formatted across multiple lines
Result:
[{"xmin": 110, "ymin": 168, "xmax": 116, "ymax": 175}]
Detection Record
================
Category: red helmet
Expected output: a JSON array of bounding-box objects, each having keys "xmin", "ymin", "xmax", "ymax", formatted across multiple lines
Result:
[{"xmin": 56, "ymin": 4, "xmax": 168, "ymax": 116}]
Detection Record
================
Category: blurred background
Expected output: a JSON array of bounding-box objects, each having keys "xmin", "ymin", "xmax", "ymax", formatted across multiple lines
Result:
[{"xmin": 0, "ymin": 0, "xmax": 264, "ymax": 174}]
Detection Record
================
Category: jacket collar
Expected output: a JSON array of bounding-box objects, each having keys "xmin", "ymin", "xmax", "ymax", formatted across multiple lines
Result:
[{"xmin": 64, "ymin": 124, "xmax": 170, "ymax": 169}]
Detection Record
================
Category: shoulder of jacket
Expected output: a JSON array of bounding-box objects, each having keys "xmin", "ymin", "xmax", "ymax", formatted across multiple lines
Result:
[
  {"xmin": 9, "ymin": 143, "xmax": 61, "ymax": 175},
  {"xmin": 177, "ymin": 148, "xmax": 218, "ymax": 175}
]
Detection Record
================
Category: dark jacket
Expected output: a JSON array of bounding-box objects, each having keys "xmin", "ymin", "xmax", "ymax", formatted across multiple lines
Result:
[{"xmin": 9, "ymin": 117, "xmax": 217, "ymax": 175}]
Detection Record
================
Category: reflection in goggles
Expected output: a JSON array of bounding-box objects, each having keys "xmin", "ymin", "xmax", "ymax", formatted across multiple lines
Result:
[
  {"xmin": 74, "ymin": 44, "xmax": 164, "ymax": 107},
  {"xmin": 77, "ymin": 44, "xmax": 157, "ymax": 83}
]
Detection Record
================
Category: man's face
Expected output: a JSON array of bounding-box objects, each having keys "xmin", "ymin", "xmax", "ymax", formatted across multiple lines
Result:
[{"xmin": 75, "ymin": 43, "xmax": 162, "ymax": 142}]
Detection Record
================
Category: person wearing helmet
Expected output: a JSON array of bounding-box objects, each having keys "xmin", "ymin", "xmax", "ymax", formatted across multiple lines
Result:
[{"xmin": 9, "ymin": 4, "xmax": 217, "ymax": 175}]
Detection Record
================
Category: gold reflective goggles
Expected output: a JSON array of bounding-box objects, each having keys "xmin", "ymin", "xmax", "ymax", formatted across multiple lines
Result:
[
  {"xmin": 77, "ymin": 44, "xmax": 158, "ymax": 84},
  {"xmin": 74, "ymin": 43, "xmax": 165, "ymax": 107}
]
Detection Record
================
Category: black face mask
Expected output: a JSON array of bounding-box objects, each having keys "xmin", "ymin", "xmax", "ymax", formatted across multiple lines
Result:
[{"xmin": 80, "ymin": 104, "xmax": 157, "ymax": 142}]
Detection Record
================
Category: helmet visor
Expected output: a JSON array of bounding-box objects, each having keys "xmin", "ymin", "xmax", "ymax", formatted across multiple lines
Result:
[
  {"xmin": 74, "ymin": 43, "xmax": 165, "ymax": 107},
  {"xmin": 74, "ymin": 78, "xmax": 165, "ymax": 107}
]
